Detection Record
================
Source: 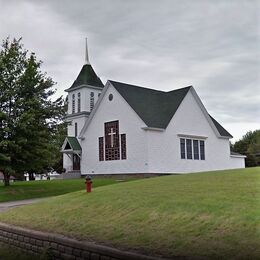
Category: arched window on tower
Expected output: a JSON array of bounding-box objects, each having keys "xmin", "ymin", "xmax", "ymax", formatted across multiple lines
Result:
[
  {"xmin": 75, "ymin": 122, "xmax": 78, "ymax": 137},
  {"xmin": 90, "ymin": 92, "xmax": 94, "ymax": 111},
  {"xmin": 72, "ymin": 94, "xmax": 75, "ymax": 114},
  {"xmin": 77, "ymin": 92, "xmax": 81, "ymax": 112}
]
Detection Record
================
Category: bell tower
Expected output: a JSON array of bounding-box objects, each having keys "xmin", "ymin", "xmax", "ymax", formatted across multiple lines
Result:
[
  {"xmin": 62, "ymin": 38, "xmax": 104, "ymax": 174},
  {"xmin": 65, "ymin": 38, "xmax": 104, "ymax": 137}
]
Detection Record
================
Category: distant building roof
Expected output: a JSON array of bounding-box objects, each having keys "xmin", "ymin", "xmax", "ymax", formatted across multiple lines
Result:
[
  {"xmin": 231, "ymin": 151, "xmax": 245, "ymax": 156},
  {"xmin": 110, "ymin": 80, "xmax": 232, "ymax": 137},
  {"xmin": 66, "ymin": 64, "xmax": 104, "ymax": 91}
]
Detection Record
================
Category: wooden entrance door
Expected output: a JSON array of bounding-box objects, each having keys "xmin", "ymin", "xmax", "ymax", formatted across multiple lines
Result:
[{"xmin": 73, "ymin": 154, "xmax": 80, "ymax": 171}]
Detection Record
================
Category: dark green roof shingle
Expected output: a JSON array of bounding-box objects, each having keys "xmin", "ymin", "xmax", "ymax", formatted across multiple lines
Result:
[
  {"xmin": 110, "ymin": 80, "xmax": 232, "ymax": 138},
  {"xmin": 68, "ymin": 64, "xmax": 104, "ymax": 91},
  {"xmin": 110, "ymin": 80, "xmax": 191, "ymax": 129},
  {"xmin": 209, "ymin": 115, "xmax": 233, "ymax": 138},
  {"xmin": 67, "ymin": 137, "xmax": 81, "ymax": 151}
]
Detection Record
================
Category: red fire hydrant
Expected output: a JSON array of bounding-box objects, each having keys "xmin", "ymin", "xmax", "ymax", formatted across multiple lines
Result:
[{"xmin": 85, "ymin": 175, "xmax": 92, "ymax": 193}]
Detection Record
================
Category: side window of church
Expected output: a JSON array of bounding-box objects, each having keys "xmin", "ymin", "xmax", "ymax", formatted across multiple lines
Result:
[
  {"xmin": 186, "ymin": 139, "xmax": 192, "ymax": 159},
  {"xmin": 90, "ymin": 92, "xmax": 94, "ymax": 111},
  {"xmin": 193, "ymin": 140, "xmax": 199, "ymax": 160},
  {"xmin": 180, "ymin": 138, "xmax": 205, "ymax": 160},
  {"xmin": 72, "ymin": 94, "xmax": 75, "ymax": 114},
  {"xmin": 77, "ymin": 93, "xmax": 81, "ymax": 112},
  {"xmin": 121, "ymin": 134, "xmax": 126, "ymax": 160},
  {"xmin": 200, "ymin": 140, "xmax": 205, "ymax": 160},
  {"xmin": 180, "ymin": 138, "xmax": 185, "ymax": 159},
  {"xmin": 99, "ymin": 137, "xmax": 104, "ymax": 161}
]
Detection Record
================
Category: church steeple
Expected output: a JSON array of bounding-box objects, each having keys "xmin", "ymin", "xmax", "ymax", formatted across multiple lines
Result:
[
  {"xmin": 65, "ymin": 39, "xmax": 104, "ymax": 92},
  {"xmin": 84, "ymin": 37, "xmax": 90, "ymax": 65}
]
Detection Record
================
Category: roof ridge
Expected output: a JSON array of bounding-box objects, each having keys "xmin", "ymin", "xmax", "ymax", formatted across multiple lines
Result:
[
  {"xmin": 108, "ymin": 80, "xmax": 165, "ymax": 94},
  {"xmin": 109, "ymin": 80, "xmax": 193, "ymax": 94},
  {"xmin": 166, "ymin": 85, "xmax": 193, "ymax": 93}
]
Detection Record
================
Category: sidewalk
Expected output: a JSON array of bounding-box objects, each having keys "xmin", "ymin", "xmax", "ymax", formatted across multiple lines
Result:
[{"xmin": 0, "ymin": 198, "xmax": 44, "ymax": 213}]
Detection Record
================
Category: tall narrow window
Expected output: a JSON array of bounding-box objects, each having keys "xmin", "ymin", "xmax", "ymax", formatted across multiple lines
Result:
[
  {"xmin": 104, "ymin": 120, "xmax": 120, "ymax": 161},
  {"xmin": 180, "ymin": 138, "xmax": 185, "ymax": 159},
  {"xmin": 200, "ymin": 140, "xmax": 205, "ymax": 160},
  {"xmin": 186, "ymin": 139, "xmax": 192, "ymax": 159},
  {"xmin": 99, "ymin": 137, "xmax": 104, "ymax": 161},
  {"xmin": 90, "ymin": 92, "xmax": 94, "ymax": 111},
  {"xmin": 75, "ymin": 122, "xmax": 78, "ymax": 137},
  {"xmin": 72, "ymin": 94, "xmax": 75, "ymax": 114},
  {"xmin": 193, "ymin": 140, "xmax": 199, "ymax": 160},
  {"xmin": 77, "ymin": 93, "xmax": 81, "ymax": 112},
  {"xmin": 121, "ymin": 134, "xmax": 127, "ymax": 159}
]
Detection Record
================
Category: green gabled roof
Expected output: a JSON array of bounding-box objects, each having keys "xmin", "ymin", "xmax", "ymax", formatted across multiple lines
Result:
[
  {"xmin": 109, "ymin": 80, "xmax": 232, "ymax": 138},
  {"xmin": 68, "ymin": 64, "xmax": 104, "ymax": 91},
  {"xmin": 66, "ymin": 137, "xmax": 82, "ymax": 151},
  {"xmin": 110, "ymin": 80, "xmax": 191, "ymax": 129}
]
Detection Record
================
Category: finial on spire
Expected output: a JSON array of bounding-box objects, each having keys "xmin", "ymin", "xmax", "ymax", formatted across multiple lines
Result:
[{"xmin": 85, "ymin": 37, "xmax": 90, "ymax": 65}]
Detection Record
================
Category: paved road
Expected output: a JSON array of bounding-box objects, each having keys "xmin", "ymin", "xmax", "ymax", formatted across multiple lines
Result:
[{"xmin": 0, "ymin": 198, "xmax": 44, "ymax": 213}]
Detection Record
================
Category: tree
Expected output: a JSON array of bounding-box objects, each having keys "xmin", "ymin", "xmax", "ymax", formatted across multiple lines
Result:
[
  {"xmin": 232, "ymin": 130, "xmax": 260, "ymax": 167},
  {"xmin": 0, "ymin": 37, "xmax": 65, "ymax": 186}
]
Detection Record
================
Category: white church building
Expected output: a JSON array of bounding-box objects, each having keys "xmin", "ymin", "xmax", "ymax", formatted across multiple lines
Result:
[{"xmin": 62, "ymin": 42, "xmax": 245, "ymax": 176}]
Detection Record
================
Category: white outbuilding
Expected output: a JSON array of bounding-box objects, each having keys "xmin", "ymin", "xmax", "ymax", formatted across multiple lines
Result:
[{"xmin": 61, "ymin": 44, "xmax": 245, "ymax": 176}]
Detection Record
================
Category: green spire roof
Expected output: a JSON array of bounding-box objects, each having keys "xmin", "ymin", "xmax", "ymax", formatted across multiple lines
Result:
[{"xmin": 67, "ymin": 64, "xmax": 104, "ymax": 91}]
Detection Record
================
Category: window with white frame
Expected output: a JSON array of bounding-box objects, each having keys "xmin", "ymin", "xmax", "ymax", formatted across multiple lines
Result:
[
  {"xmin": 90, "ymin": 92, "xmax": 94, "ymax": 111},
  {"xmin": 193, "ymin": 140, "xmax": 199, "ymax": 160},
  {"xmin": 180, "ymin": 138, "xmax": 205, "ymax": 160},
  {"xmin": 72, "ymin": 94, "xmax": 75, "ymax": 114},
  {"xmin": 75, "ymin": 122, "xmax": 78, "ymax": 137},
  {"xmin": 180, "ymin": 138, "xmax": 185, "ymax": 159},
  {"xmin": 186, "ymin": 139, "xmax": 192, "ymax": 159},
  {"xmin": 200, "ymin": 140, "xmax": 205, "ymax": 160},
  {"xmin": 77, "ymin": 92, "xmax": 81, "ymax": 112}
]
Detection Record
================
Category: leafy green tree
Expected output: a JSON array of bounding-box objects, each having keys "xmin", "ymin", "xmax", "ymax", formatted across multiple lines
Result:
[
  {"xmin": 232, "ymin": 130, "xmax": 260, "ymax": 167},
  {"xmin": 0, "ymin": 37, "xmax": 65, "ymax": 186}
]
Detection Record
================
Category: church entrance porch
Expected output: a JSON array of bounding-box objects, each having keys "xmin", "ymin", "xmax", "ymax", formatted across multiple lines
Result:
[{"xmin": 61, "ymin": 137, "xmax": 82, "ymax": 175}]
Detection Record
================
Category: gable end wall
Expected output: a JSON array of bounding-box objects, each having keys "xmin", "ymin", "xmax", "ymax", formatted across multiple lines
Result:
[
  {"xmin": 80, "ymin": 85, "xmax": 149, "ymax": 174},
  {"xmin": 147, "ymin": 90, "xmax": 244, "ymax": 173}
]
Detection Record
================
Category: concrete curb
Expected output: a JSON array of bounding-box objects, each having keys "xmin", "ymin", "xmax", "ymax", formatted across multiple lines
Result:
[{"xmin": 0, "ymin": 222, "xmax": 182, "ymax": 260}]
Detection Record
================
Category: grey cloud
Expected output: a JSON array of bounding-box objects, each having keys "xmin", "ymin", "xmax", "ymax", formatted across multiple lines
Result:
[{"xmin": 0, "ymin": 0, "xmax": 259, "ymax": 140}]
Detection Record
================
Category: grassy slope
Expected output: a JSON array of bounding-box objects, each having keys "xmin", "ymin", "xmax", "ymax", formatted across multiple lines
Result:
[
  {"xmin": 0, "ymin": 178, "xmax": 120, "ymax": 202},
  {"xmin": 0, "ymin": 168, "xmax": 259, "ymax": 259}
]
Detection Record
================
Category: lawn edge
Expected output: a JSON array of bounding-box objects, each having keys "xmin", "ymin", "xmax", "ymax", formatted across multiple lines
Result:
[{"xmin": 0, "ymin": 222, "xmax": 182, "ymax": 260}]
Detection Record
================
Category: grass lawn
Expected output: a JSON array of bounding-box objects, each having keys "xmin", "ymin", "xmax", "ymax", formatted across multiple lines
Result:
[
  {"xmin": 0, "ymin": 168, "xmax": 259, "ymax": 259},
  {"xmin": 0, "ymin": 177, "xmax": 133, "ymax": 202}
]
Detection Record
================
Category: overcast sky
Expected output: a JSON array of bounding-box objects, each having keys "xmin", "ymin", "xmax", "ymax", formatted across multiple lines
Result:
[{"xmin": 0, "ymin": 0, "xmax": 259, "ymax": 141}]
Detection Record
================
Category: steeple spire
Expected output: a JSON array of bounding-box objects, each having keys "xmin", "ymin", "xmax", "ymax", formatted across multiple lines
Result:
[{"xmin": 85, "ymin": 37, "xmax": 90, "ymax": 65}]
